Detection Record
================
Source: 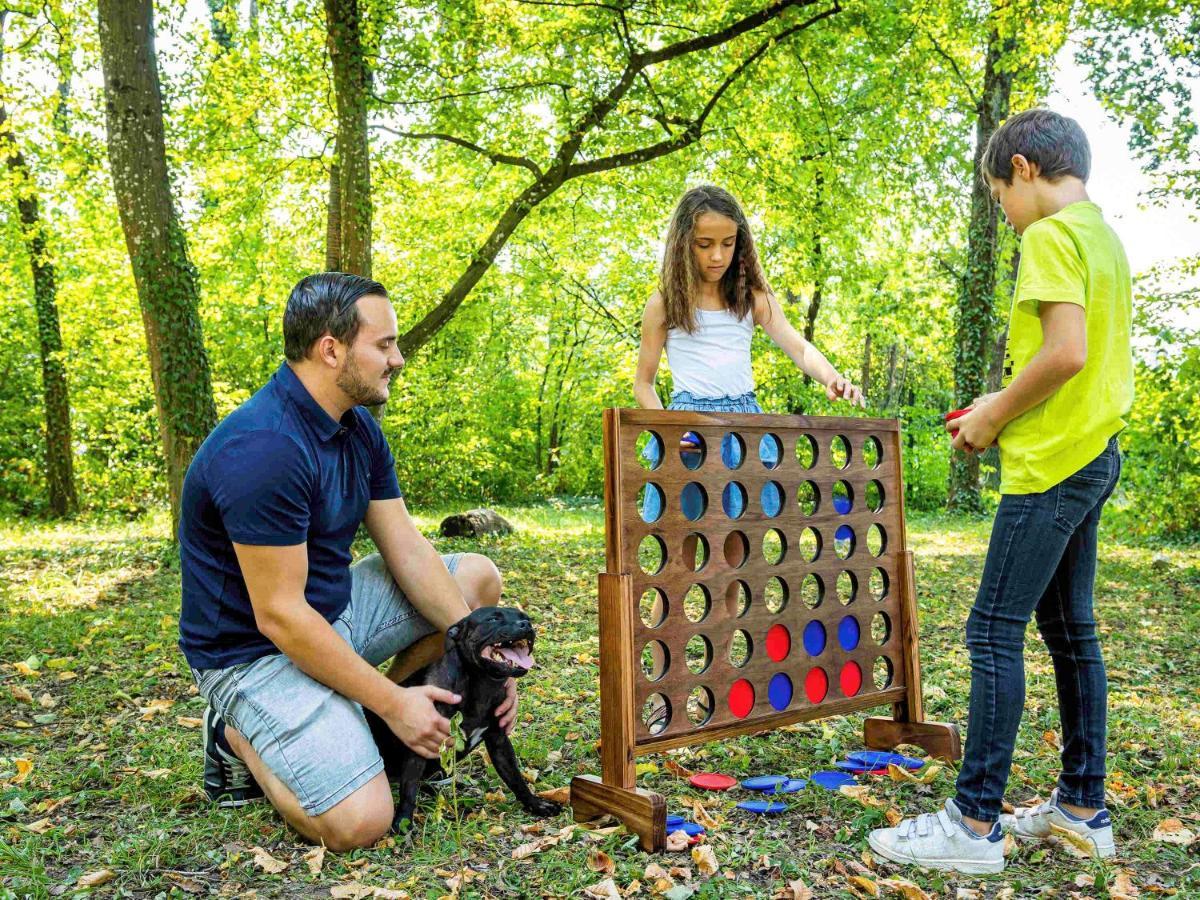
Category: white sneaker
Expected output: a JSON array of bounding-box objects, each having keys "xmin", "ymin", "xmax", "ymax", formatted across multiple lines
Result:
[
  {"xmin": 1000, "ymin": 788, "xmax": 1115, "ymax": 858},
  {"xmin": 868, "ymin": 799, "xmax": 1005, "ymax": 875}
]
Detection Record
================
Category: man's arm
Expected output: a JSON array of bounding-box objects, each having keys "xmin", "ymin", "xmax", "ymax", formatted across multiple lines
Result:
[
  {"xmin": 232, "ymin": 541, "xmax": 459, "ymax": 759},
  {"xmin": 364, "ymin": 497, "xmax": 471, "ymax": 631},
  {"xmin": 951, "ymin": 301, "xmax": 1087, "ymax": 451}
]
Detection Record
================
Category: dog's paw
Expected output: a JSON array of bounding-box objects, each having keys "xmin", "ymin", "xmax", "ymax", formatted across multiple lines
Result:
[{"xmin": 525, "ymin": 797, "xmax": 564, "ymax": 818}]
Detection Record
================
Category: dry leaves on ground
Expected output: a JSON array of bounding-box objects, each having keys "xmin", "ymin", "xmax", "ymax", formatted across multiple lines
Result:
[
  {"xmin": 1049, "ymin": 822, "xmax": 1097, "ymax": 858},
  {"xmin": 303, "ymin": 845, "xmax": 326, "ymax": 875},
  {"xmin": 879, "ymin": 877, "xmax": 933, "ymax": 899},
  {"xmin": 773, "ymin": 879, "xmax": 814, "ymax": 900},
  {"xmin": 537, "ymin": 785, "xmax": 571, "ymax": 804},
  {"xmin": 77, "ymin": 869, "xmax": 116, "ymax": 888},
  {"xmin": 249, "ymin": 846, "xmax": 288, "ymax": 874},
  {"xmin": 691, "ymin": 845, "xmax": 719, "ymax": 876},
  {"xmin": 1152, "ymin": 818, "xmax": 1197, "ymax": 846},
  {"xmin": 664, "ymin": 830, "xmax": 690, "ymax": 852},
  {"xmin": 588, "ymin": 849, "xmax": 616, "ymax": 875},
  {"xmin": 582, "ymin": 878, "xmax": 623, "ymax": 899},
  {"xmin": 887, "ymin": 763, "xmax": 942, "ymax": 785}
]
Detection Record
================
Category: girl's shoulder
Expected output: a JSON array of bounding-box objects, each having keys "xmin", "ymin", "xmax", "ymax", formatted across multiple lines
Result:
[{"xmin": 750, "ymin": 288, "xmax": 774, "ymax": 323}]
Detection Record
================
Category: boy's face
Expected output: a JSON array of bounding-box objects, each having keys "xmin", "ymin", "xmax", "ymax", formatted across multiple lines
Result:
[{"xmin": 987, "ymin": 154, "xmax": 1040, "ymax": 235}]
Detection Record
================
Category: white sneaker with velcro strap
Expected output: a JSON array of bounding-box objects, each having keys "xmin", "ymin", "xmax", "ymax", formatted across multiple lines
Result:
[
  {"xmin": 1000, "ymin": 788, "xmax": 1115, "ymax": 858},
  {"xmin": 868, "ymin": 798, "xmax": 1006, "ymax": 875}
]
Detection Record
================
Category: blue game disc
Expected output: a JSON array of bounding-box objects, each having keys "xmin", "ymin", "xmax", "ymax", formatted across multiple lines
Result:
[
  {"xmin": 803, "ymin": 620, "xmax": 826, "ymax": 656},
  {"xmin": 834, "ymin": 761, "xmax": 884, "ymax": 773},
  {"xmin": 737, "ymin": 800, "xmax": 788, "ymax": 814},
  {"xmin": 848, "ymin": 751, "xmax": 925, "ymax": 770},
  {"xmin": 838, "ymin": 615, "xmax": 860, "ymax": 652},
  {"xmin": 741, "ymin": 775, "xmax": 788, "ymax": 791},
  {"xmin": 761, "ymin": 778, "xmax": 808, "ymax": 795},
  {"xmin": 672, "ymin": 821, "xmax": 705, "ymax": 836},
  {"xmin": 810, "ymin": 770, "xmax": 857, "ymax": 790},
  {"xmin": 666, "ymin": 814, "xmax": 685, "ymax": 827}
]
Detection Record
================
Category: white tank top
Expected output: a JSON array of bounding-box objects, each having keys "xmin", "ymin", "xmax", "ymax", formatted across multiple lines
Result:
[{"xmin": 665, "ymin": 306, "xmax": 755, "ymax": 399}]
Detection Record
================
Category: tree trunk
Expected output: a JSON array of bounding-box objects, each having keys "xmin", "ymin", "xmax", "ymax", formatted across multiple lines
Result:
[
  {"xmin": 0, "ymin": 98, "xmax": 77, "ymax": 516},
  {"xmin": 325, "ymin": 161, "xmax": 342, "ymax": 271},
  {"xmin": 861, "ymin": 332, "xmax": 872, "ymax": 401},
  {"xmin": 207, "ymin": 0, "xmax": 233, "ymax": 50},
  {"xmin": 97, "ymin": 0, "xmax": 218, "ymax": 533},
  {"xmin": 325, "ymin": 0, "xmax": 371, "ymax": 277},
  {"xmin": 948, "ymin": 26, "xmax": 1013, "ymax": 513}
]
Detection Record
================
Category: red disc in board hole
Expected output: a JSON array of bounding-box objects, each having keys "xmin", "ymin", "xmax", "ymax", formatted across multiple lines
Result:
[
  {"xmin": 729, "ymin": 679, "xmax": 755, "ymax": 718},
  {"xmin": 805, "ymin": 667, "xmax": 828, "ymax": 704},
  {"xmin": 689, "ymin": 773, "xmax": 738, "ymax": 791},
  {"xmin": 840, "ymin": 661, "xmax": 862, "ymax": 697},
  {"xmin": 765, "ymin": 624, "xmax": 791, "ymax": 662}
]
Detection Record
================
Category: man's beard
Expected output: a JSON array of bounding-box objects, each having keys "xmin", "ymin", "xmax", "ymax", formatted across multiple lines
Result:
[{"xmin": 336, "ymin": 351, "xmax": 391, "ymax": 407}]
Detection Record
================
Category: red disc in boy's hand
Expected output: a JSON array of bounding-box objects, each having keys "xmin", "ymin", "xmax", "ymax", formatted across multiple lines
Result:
[{"xmin": 944, "ymin": 408, "xmax": 969, "ymax": 438}]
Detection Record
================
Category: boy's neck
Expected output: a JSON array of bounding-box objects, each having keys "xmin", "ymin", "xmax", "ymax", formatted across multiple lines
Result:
[{"xmin": 1035, "ymin": 175, "xmax": 1091, "ymax": 220}]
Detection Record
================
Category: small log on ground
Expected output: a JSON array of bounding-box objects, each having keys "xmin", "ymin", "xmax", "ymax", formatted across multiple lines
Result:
[{"xmin": 439, "ymin": 508, "xmax": 514, "ymax": 537}]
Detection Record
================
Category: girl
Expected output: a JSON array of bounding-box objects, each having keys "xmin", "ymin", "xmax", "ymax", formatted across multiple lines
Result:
[{"xmin": 636, "ymin": 184, "xmax": 864, "ymax": 524}]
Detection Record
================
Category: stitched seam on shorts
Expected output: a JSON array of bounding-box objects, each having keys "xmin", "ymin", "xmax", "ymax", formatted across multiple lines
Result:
[
  {"xmin": 235, "ymin": 685, "xmax": 311, "ymax": 809},
  {"xmin": 303, "ymin": 757, "xmax": 384, "ymax": 817}
]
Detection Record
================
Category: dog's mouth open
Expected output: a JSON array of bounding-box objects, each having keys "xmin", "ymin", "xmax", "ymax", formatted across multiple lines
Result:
[{"xmin": 483, "ymin": 638, "xmax": 534, "ymax": 671}]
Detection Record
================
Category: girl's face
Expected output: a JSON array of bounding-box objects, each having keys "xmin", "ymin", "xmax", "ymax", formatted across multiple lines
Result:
[{"xmin": 692, "ymin": 211, "xmax": 739, "ymax": 283}]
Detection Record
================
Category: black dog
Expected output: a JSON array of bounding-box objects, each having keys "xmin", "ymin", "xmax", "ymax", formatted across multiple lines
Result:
[{"xmin": 365, "ymin": 606, "xmax": 563, "ymax": 829}]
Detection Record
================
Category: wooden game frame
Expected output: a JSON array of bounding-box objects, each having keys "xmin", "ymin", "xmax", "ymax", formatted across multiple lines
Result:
[{"xmin": 570, "ymin": 409, "xmax": 960, "ymax": 850}]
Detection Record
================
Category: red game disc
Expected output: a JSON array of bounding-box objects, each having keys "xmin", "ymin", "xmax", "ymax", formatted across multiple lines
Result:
[
  {"xmin": 689, "ymin": 773, "xmax": 738, "ymax": 791},
  {"xmin": 765, "ymin": 624, "xmax": 791, "ymax": 662},
  {"xmin": 840, "ymin": 661, "xmax": 862, "ymax": 697},
  {"xmin": 729, "ymin": 678, "xmax": 755, "ymax": 718},
  {"xmin": 805, "ymin": 667, "xmax": 828, "ymax": 703}
]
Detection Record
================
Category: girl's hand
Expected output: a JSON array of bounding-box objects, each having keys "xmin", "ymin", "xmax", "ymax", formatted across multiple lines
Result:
[{"xmin": 826, "ymin": 375, "xmax": 866, "ymax": 408}]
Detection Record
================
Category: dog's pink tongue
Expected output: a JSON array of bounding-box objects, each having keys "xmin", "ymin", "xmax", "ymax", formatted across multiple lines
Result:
[{"xmin": 498, "ymin": 645, "xmax": 534, "ymax": 669}]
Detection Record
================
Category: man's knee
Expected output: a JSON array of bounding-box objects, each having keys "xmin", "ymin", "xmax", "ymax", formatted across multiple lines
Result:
[
  {"xmin": 456, "ymin": 554, "xmax": 502, "ymax": 609},
  {"xmin": 315, "ymin": 776, "xmax": 393, "ymax": 852}
]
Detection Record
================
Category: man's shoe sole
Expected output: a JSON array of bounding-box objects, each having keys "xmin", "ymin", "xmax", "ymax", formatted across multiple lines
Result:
[{"xmin": 868, "ymin": 833, "xmax": 1006, "ymax": 875}]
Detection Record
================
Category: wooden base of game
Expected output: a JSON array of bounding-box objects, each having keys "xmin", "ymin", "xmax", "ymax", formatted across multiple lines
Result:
[
  {"xmin": 864, "ymin": 716, "xmax": 961, "ymax": 762},
  {"xmin": 569, "ymin": 775, "xmax": 666, "ymax": 852}
]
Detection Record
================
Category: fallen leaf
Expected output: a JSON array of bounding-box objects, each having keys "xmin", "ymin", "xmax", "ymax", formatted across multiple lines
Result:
[
  {"xmin": 954, "ymin": 890, "xmax": 983, "ymax": 900},
  {"xmin": 11, "ymin": 758, "xmax": 32, "ymax": 785},
  {"xmin": 250, "ymin": 845, "xmax": 288, "ymax": 874},
  {"xmin": 1152, "ymin": 818, "xmax": 1197, "ymax": 846},
  {"xmin": 772, "ymin": 879, "xmax": 814, "ymax": 900},
  {"xmin": 887, "ymin": 763, "xmax": 942, "ymax": 785},
  {"xmin": 303, "ymin": 845, "xmax": 326, "ymax": 875},
  {"xmin": 645, "ymin": 863, "xmax": 669, "ymax": 879},
  {"xmin": 691, "ymin": 845, "xmax": 718, "ymax": 876},
  {"xmin": 635, "ymin": 762, "xmax": 658, "ymax": 776},
  {"xmin": 690, "ymin": 800, "xmax": 719, "ymax": 830},
  {"xmin": 667, "ymin": 866, "xmax": 691, "ymax": 880},
  {"xmin": 665, "ymin": 830, "xmax": 690, "ymax": 852},
  {"xmin": 24, "ymin": 817, "xmax": 53, "ymax": 833},
  {"xmin": 484, "ymin": 790, "xmax": 507, "ymax": 803},
  {"xmin": 330, "ymin": 885, "xmax": 373, "ymax": 900},
  {"xmin": 13, "ymin": 661, "xmax": 39, "ymax": 678},
  {"xmin": 885, "ymin": 807, "xmax": 903, "ymax": 826},
  {"xmin": 847, "ymin": 875, "xmax": 880, "ymax": 897},
  {"xmin": 38, "ymin": 693, "xmax": 57, "ymax": 708},
  {"xmin": 10, "ymin": 685, "xmax": 33, "ymax": 704},
  {"xmin": 839, "ymin": 785, "xmax": 886, "ymax": 809},
  {"xmin": 77, "ymin": 869, "xmax": 115, "ymax": 888},
  {"xmin": 588, "ymin": 849, "xmax": 616, "ymax": 875},
  {"xmin": 1110, "ymin": 870, "xmax": 1140, "ymax": 899},
  {"xmin": 538, "ymin": 785, "xmax": 570, "ymax": 804},
  {"xmin": 1003, "ymin": 833, "xmax": 1018, "ymax": 857},
  {"xmin": 1049, "ymin": 822, "xmax": 1096, "ymax": 858},
  {"xmin": 626, "ymin": 878, "xmax": 642, "ymax": 895},
  {"xmin": 583, "ymin": 879, "xmax": 622, "ymax": 899},
  {"xmin": 511, "ymin": 835, "xmax": 558, "ymax": 859},
  {"xmin": 1043, "ymin": 729, "xmax": 1062, "ymax": 751},
  {"xmin": 664, "ymin": 759, "xmax": 695, "ymax": 779},
  {"xmin": 176, "ymin": 716, "xmax": 204, "ymax": 729},
  {"xmin": 164, "ymin": 872, "xmax": 205, "ymax": 894},
  {"xmin": 879, "ymin": 877, "xmax": 932, "ymax": 900},
  {"xmin": 139, "ymin": 698, "xmax": 174, "ymax": 720}
]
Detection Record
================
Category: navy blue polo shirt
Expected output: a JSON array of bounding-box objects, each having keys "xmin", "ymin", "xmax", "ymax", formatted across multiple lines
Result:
[{"xmin": 178, "ymin": 363, "xmax": 402, "ymax": 669}]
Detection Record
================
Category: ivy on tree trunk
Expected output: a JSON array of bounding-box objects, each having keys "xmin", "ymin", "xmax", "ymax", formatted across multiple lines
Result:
[
  {"xmin": 97, "ymin": 0, "xmax": 218, "ymax": 534},
  {"xmin": 325, "ymin": 0, "xmax": 372, "ymax": 278}
]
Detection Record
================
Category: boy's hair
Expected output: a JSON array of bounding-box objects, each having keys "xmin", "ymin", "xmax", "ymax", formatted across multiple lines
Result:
[
  {"xmin": 660, "ymin": 184, "xmax": 771, "ymax": 334},
  {"xmin": 982, "ymin": 108, "xmax": 1091, "ymax": 185},
  {"xmin": 283, "ymin": 272, "xmax": 388, "ymax": 361}
]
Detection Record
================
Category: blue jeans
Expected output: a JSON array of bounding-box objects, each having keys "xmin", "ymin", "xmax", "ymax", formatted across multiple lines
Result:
[
  {"xmin": 641, "ymin": 392, "xmax": 776, "ymax": 522},
  {"xmin": 954, "ymin": 437, "xmax": 1121, "ymax": 822}
]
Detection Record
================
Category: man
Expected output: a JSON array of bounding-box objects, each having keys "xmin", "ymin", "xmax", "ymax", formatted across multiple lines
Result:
[{"xmin": 178, "ymin": 273, "xmax": 516, "ymax": 851}]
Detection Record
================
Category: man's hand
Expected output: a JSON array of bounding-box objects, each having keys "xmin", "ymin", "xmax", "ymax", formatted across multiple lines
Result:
[
  {"xmin": 495, "ymin": 678, "xmax": 518, "ymax": 735},
  {"xmin": 384, "ymin": 684, "xmax": 461, "ymax": 759},
  {"xmin": 825, "ymin": 375, "xmax": 866, "ymax": 408},
  {"xmin": 948, "ymin": 404, "xmax": 1001, "ymax": 454}
]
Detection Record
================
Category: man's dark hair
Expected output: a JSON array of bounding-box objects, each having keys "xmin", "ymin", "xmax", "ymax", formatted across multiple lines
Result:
[
  {"xmin": 283, "ymin": 272, "xmax": 388, "ymax": 362},
  {"xmin": 982, "ymin": 108, "xmax": 1091, "ymax": 185}
]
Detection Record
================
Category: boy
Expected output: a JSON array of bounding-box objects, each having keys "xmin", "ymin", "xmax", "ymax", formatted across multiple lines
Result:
[{"xmin": 868, "ymin": 109, "xmax": 1133, "ymax": 874}]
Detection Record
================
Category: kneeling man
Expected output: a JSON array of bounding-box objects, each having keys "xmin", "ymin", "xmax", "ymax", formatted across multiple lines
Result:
[{"xmin": 178, "ymin": 273, "xmax": 515, "ymax": 850}]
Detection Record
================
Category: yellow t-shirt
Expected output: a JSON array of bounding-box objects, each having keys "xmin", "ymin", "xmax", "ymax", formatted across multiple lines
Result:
[{"xmin": 998, "ymin": 201, "xmax": 1133, "ymax": 494}]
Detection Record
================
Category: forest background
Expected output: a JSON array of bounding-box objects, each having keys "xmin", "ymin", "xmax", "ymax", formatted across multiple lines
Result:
[{"xmin": 0, "ymin": 0, "xmax": 1196, "ymax": 536}]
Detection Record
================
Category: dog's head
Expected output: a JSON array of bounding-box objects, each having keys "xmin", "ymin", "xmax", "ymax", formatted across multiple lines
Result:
[{"xmin": 446, "ymin": 606, "xmax": 537, "ymax": 679}]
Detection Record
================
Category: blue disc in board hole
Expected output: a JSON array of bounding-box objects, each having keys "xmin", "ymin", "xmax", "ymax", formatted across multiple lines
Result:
[
  {"xmin": 737, "ymin": 800, "xmax": 788, "ymax": 814},
  {"xmin": 810, "ymin": 770, "xmax": 857, "ymax": 790},
  {"xmin": 761, "ymin": 778, "xmax": 808, "ymax": 794},
  {"xmin": 848, "ymin": 750, "xmax": 925, "ymax": 770},
  {"xmin": 741, "ymin": 775, "xmax": 788, "ymax": 791}
]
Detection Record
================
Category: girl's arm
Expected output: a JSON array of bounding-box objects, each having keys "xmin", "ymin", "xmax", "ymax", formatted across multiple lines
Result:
[
  {"xmin": 633, "ymin": 292, "xmax": 668, "ymax": 410},
  {"xmin": 754, "ymin": 292, "xmax": 865, "ymax": 407}
]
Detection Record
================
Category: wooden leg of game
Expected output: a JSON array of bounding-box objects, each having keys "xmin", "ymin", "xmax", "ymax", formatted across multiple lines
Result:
[
  {"xmin": 569, "ymin": 572, "xmax": 667, "ymax": 849},
  {"xmin": 570, "ymin": 775, "xmax": 667, "ymax": 851},
  {"xmin": 862, "ymin": 550, "xmax": 963, "ymax": 761}
]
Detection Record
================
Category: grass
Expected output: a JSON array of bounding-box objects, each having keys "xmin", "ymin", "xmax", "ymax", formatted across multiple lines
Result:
[{"xmin": 1, "ymin": 504, "xmax": 1198, "ymax": 898}]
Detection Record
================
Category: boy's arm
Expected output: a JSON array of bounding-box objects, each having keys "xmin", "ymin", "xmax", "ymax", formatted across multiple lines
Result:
[
  {"xmin": 755, "ymin": 292, "xmax": 865, "ymax": 406},
  {"xmin": 633, "ymin": 292, "xmax": 667, "ymax": 410},
  {"xmin": 950, "ymin": 301, "xmax": 1087, "ymax": 451}
]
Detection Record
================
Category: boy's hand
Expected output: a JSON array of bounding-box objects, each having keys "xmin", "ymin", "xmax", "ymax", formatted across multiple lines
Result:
[
  {"xmin": 948, "ymin": 405, "xmax": 1001, "ymax": 453},
  {"xmin": 971, "ymin": 391, "xmax": 1001, "ymax": 408},
  {"xmin": 826, "ymin": 375, "xmax": 866, "ymax": 408}
]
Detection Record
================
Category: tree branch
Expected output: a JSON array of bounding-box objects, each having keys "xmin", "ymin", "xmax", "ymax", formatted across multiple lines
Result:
[
  {"xmin": 924, "ymin": 29, "xmax": 979, "ymax": 110},
  {"xmin": 372, "ymin": 124, "xmax": 544, "ymax": 179}
]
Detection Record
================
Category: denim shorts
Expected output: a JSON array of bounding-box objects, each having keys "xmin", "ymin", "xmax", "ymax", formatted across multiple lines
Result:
[{"xmin": 191, "ymin": 553, "xmax": 462, "ymax": 816}]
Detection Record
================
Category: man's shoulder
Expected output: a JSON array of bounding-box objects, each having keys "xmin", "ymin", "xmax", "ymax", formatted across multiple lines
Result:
[{"xmin": 194, "ymin": 385, "xmax": 310, "ymax": 478}]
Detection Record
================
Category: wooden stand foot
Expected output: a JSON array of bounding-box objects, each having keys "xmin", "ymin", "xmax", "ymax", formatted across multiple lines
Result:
[
  {"xmin": 569, "ymin": 775, "xmax": 666, "ymax": 852},
  {"xmin": 864, "ymin": 717, "xmax": 962, "ymax": 762}
]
